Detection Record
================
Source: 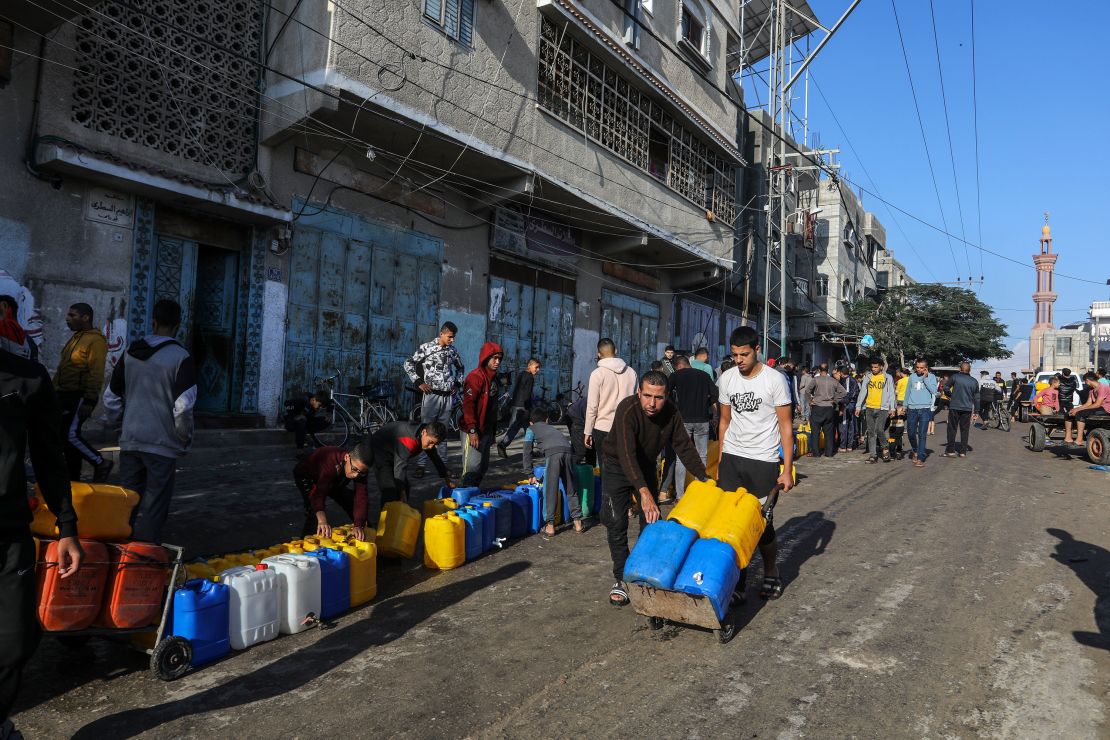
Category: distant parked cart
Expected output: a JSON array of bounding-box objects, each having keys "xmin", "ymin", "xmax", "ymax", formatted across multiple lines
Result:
[{"xmin": 1026, "ymin": 410, "xmax": 1110, "ymax": 465}]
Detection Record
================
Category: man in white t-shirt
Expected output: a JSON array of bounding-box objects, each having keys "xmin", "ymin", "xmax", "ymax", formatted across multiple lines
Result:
[{"xmin": 716, "ymin": 325, "xmax": 795, "ymax": 602}]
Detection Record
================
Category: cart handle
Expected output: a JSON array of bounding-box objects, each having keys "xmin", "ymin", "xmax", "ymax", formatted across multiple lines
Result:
[{"xmin": 762, "ymin": 484, "xmax": 783, "ymax": 521}]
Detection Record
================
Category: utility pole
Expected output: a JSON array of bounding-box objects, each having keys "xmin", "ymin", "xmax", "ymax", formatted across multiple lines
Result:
[{"xmin": 758, "ymin": 0, "xmax": 860, "ymax": 360}]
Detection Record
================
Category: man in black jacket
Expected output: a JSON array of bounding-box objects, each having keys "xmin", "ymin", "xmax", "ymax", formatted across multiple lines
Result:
[
  {"xmin": 1, "ymin": 348, "xmax": 82, "ymax": 735},
  {"xmin": 1057, "ymin": 368, "xmax": 1078, "ymax": 415},
  {"xmin": 666, "ymin": 355, "xmax": 716, "ymax": 498},
  {"xmin": 601, "ymin": 371, "xmax": 708, "ymax": 607},
  {"xmin": 496, "ymin": 358, "xmax": 540, "ymax": 466}
]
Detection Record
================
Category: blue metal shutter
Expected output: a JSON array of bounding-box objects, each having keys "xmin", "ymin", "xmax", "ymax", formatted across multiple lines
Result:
[
  {"xmin": 424, "ymin": 0, "xmax": 443, "ymax": 24},
  {"xmin": 444, "ymin": 0, "xmax": 460, "ymax": 39}
]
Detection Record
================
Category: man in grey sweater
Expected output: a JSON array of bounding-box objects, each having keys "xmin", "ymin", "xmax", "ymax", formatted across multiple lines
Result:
[
  {"xmin": 102, "ymin": 300, "xmax": 197, "ymax": 542},
  {"xmin": 942, "ymin": 362, "xmax": 980, "ymax": 457},
  {"xmin": 806, "ymin": 364, "xmax": 846, "ymax": 457}
]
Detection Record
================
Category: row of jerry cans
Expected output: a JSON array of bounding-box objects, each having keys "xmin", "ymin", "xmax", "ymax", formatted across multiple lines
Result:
[
  {"xmin": 171, "ymin": 545, "xmax": 373, "ymax": 667},
  {"xmin": 424, "ymin": 491, "xmax": 510, "ymax": 569},
  {"xmin": 37, "ymin": 539, "xmax": 170, "ymax": 632},
  {"xmin": 623, "ymin": 480, "xmax": 770, "ymax": 620}
]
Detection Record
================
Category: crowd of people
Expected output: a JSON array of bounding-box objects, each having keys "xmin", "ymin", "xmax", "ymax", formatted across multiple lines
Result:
[{"xmin": 6, "ymin": 292, "xmax": 1108, "ymax": 737}]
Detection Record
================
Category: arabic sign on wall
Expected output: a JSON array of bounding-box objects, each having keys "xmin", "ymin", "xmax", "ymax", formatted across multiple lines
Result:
[
  {"xmin": 85, "ymin": 187, "xmax": 135, "ymax": 228},
  {"xmin": 491, "ymin": 204, "xmax": 579, "ymax": 267}
]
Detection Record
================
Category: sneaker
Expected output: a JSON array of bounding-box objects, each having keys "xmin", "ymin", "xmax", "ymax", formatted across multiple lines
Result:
[
  {"xmin": 496, "ymin": 443, "xmax": 507, "ymax": 459},
  {"xmin": 92, "ymin": 459, "xmax": 113, "ymax": 483}
]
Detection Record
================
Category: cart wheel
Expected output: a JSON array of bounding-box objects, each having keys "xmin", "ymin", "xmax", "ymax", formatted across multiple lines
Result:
[
  {"xmin": 57, "ymin": 634, "xmax": 91, "ymax": 649},
  {"xmin": 1029, "ymin": 422, "xmax": 1047, "ymax": 452},
  {"xmin": 716, "ymin": 616, "xmax": 737, "ymax": 644},
  {"xmin": 151, "ymin": 636, "xmax": 192, "ymax": 681},
  {"xmin": 1087, "ymin": 429, "xmax": 1110, "ymax": 465},
  {"xmin": 648, "ymin": 616, "xmax": 665, "ymax": 631}
]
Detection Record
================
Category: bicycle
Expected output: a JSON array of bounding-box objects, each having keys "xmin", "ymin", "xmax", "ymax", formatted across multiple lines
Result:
[
  {"xmin": 407, "ymin": 385, "xmax": 464, "ymax": 434},
  {"xmin": 989, "ymin": 398, "xmax": 1011, "ymax": 432},
  {"xmin": 533, "ymin": 386, "xmax": 566, "ymax": 424},
  {"xmin": 554, "ymin": 381, "xmax": 585, "ymax": 425},
  {"xmin": 310, "ymin": 370, "xmax": 398, "ymax": 448}
]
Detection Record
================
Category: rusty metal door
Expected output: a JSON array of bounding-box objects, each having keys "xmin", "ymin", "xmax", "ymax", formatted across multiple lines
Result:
[
  {"xmin": 488, "ymin": 276, "xmax": 574, "ymax": 400},
  {"xmin": 679, "ymin": 298, "xmax": 721, "ymax": 368},
  {"xmin": 191, "ymin": 245, "xmax": 239, "ymax": 412},
  {"xmin": 284, "ymin": 225, "xmax": 440, "ymax": 399},
  {"xmin": 601, "ymin": 289, "xmax": 659, "ymax": 377}
]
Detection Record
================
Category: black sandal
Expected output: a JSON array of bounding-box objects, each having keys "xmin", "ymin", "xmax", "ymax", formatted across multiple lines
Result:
[
  {"xmin": 609, "ymin": 582, "xmax": 630, "ymax": 607},
  {"xmin": 759, "ymin": 576, "xmax": 784, "ymax": 600}
]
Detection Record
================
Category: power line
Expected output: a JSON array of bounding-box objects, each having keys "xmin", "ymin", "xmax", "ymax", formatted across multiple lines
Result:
[
  {"xmin": 806, "ymin": 74, "xmax": 940, "ymax": 284},
  {"xmin": 889, "ymin": 0, "xmax": 962, "ymax": 281},
  {"xmin": 927, "ymin": 0, "xmax": 973, "ymax": 279},
  {"xmin": 968, "ymin": 0, "xmax": 985, "ymax": 279}
]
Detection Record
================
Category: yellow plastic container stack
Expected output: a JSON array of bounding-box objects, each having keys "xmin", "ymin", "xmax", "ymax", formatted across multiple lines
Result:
[
  {"xmin": 667, "ymin": 479, "xmax": 725, "ymax": 535},
  {"xmin": 700, "ymin": 490, "xmax": 766, "ymax": 569},
  {"xmin": 376, "ymin": 502, "xmax": 422, "ymax": 559},
  {"xmin": 423, "ymin": 513, "xmax": 465, "ymax": 570},
  {"xmin": 31, "ymin": 483, "xmax": 141, "ymax": 540},
  {"xmin": 341, "ymin": 540, "xmax": 378, "ymax": 606},
  {"xmin": 185, "ymin": 562, "xmax": 217, "ymax": 581},
  {"xmin": 282, "ymin": 541, "xmax": 306, "ymax": 554},
  {"xmin": 423, "ymin": 498, "xmax": 458, "ymax": 518},
  {"xmin": 683, "ymin": 440, "xmax": 721, "ymax": 488},
  {"xmin": 206, "ymin": 557, "xmax": 233, "ymax": 575}
]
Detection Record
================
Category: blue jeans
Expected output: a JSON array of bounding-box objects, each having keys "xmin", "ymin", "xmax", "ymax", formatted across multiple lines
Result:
[
  {"xmin": 675, "ymin": 421, "xmax": 709, "ymax": 499},
  {"xmin": 838, "ymin": 410, "xmax": 856, "ymax": 449},
  {"xmin": 906, "ymin": 408, "xmax": 932, "ymax": 461}
]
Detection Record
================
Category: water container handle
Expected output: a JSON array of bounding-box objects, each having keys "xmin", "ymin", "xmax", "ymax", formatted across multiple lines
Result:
[{"xmin": 762, "ymin": 485, "xmax": 783, "ymax": 521}]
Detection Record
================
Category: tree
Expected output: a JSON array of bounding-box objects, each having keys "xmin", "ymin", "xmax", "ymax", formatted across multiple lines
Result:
[{"xmin": 844, "ymin": 284, "xmax": 1011, "ymax": 367}]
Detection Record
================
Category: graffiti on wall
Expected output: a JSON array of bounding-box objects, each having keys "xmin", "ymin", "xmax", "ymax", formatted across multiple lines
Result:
[{"xmin": 0, "ymin": 268, "xmax": 45, "ymax": 350}]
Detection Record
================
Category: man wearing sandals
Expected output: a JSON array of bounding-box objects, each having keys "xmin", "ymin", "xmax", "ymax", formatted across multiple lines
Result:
[
  {"xmin": 716, "ymin": 326, "xmax": 795, "ymax": 601},
  {"xmin": 602, "ymin": 371, "xmax": 708, "ymax": 607}
]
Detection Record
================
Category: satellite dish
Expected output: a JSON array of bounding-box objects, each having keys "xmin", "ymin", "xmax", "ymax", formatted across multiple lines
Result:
[{"xmin": 861, "ymin": 335, "xmax": 875, "ymax": 348}]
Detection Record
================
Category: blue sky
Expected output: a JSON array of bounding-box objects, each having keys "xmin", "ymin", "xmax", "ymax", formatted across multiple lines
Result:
[{"xmin": 744, "ymin": 0, "xmax": 1110, "ymax": 344}]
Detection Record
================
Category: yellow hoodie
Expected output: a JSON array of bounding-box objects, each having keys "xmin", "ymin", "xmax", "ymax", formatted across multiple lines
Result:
[{"xmin": 54, "ymin": 328, "xmax": 108, "ymax": 403}]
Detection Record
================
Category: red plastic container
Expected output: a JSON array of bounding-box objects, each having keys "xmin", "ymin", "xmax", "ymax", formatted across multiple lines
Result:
[
  {"xmin": 96, "ymin": 542, "xmax": 170, "ymax": 628},
  {"xmin": 37, "ymin": 540, "xmax": 109, "ymax": 631}
]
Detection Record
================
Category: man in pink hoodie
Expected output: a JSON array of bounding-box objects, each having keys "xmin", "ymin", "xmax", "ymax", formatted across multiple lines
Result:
[{"xmin": 584, "ymin": 338, "xmax": 638, "ymax": 473}]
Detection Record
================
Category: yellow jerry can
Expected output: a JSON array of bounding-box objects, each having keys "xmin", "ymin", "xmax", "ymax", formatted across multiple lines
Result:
[
  {"xmin": 31, "ymin": 483, "xmax": 140, "ymax": 541},
  {"xmin": 376, "ymin": 502, "xmax": 422, "ymax": 559},
  {"xmin": 667, "ymin": 479, "xmax": 724, "ymax": 536},
  {"xmin": 341, "ymin": 540, "xmax": 378, "ymax": 606},
  {"xmin": 423, "ymin": 513, "xmax": 465, "ymax": 570},
  {"xmin": 700, "ymin": 490, "xmax": 766, "ymax": 569}
]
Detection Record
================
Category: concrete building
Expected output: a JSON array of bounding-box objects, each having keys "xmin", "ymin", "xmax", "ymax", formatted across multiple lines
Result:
[
  {"xmin": 804, "ymin": 180, "xmax": 884, "ymax": 366},
  {"xmin": 740, "ymin": 109, "xmax": 819, "ymax": 364},
  {"xmin": 876, "ymin": 249, "xmax": 913, "ymax": 291},
  {"xmin": 1, "ymin": 0, "xmax": 752, "ymax": 425}
]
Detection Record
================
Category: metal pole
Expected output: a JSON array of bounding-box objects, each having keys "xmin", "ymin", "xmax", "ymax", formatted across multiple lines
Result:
[
  {"xmin": 779, "ymin": 0, "xmax": 789, "ymax": 358},
  {"xmin": 762, "ymin": 0, "xmax": 777, "ymax": 358},
  {"xmin": 784, "ymin": 0, "xmax": 862, "ymax": 92}
]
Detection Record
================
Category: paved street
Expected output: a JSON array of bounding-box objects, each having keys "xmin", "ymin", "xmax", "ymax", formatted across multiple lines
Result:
[{"xmin": 15, "ymin": 423, "xmax": 1109, "ymax": 739}]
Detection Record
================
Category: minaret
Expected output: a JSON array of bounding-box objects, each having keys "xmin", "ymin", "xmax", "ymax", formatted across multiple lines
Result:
[{"xmin": 1029, "ymin": 212, "xmax": 1057, "ymax": 370}]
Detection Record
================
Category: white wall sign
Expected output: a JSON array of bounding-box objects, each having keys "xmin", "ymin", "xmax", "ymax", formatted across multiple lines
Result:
[{"xmin": 85, "ymin": 188, "xmax": 135, "ymax": 228}]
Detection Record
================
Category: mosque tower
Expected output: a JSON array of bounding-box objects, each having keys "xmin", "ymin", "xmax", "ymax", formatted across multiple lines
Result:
[{"xmin": 1029, "ymin": 212, "xmax": 1057, "ymax": 369}]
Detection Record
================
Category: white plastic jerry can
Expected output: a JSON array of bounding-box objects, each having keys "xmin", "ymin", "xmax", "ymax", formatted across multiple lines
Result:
[
  {"xmin": 219, "ymin": 564, "xmax": 280, "ymax": 650},
  {"xmin": 261, "ymin": 554, "xmax": 322, "ymax": 634}
]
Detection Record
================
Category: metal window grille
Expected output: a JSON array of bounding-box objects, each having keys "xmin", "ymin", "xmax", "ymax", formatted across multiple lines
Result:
[
  {"xmin": 70, "ymin": 0, "xmax": 263, "ymax": 176},
  {"xmin": 538, "ymin": 18, "xmax": 735, "ymax": 224}
]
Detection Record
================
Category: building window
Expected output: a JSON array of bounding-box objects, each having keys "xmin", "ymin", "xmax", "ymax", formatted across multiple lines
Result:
[
  {"xmin": 679, "ymin": 1, "xmax": 711, "ymax": 63},
  {"xmin": 841, "ymin": 279, "xmax": 851, "ymax": 301},
  {"xmin": 538, "ymin": 18, "xmax": 736, "ymax": 224},
  {"xmin": 1056, "ymin": 337, "xmax": 1072, "ymax": 355},
  {"xmin": 816, "ymin": 274, "xmax": 829, "ymax": 296},
  {"xmin": 424, "ymin": 0, "xmax": 475, "ymax": 45},
  {"xmin": 70, "ymin": 0, "xmax": 263, "ymax": 175}
]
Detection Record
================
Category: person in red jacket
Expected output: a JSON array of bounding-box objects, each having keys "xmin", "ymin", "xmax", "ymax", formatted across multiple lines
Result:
[
  {"xmin": 292, "ymin": 439, "xmax": 372, "ymax": 541},
  {"xmin": 460, "ymin": 341, "xmax": 503, "ymax": 486}
]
